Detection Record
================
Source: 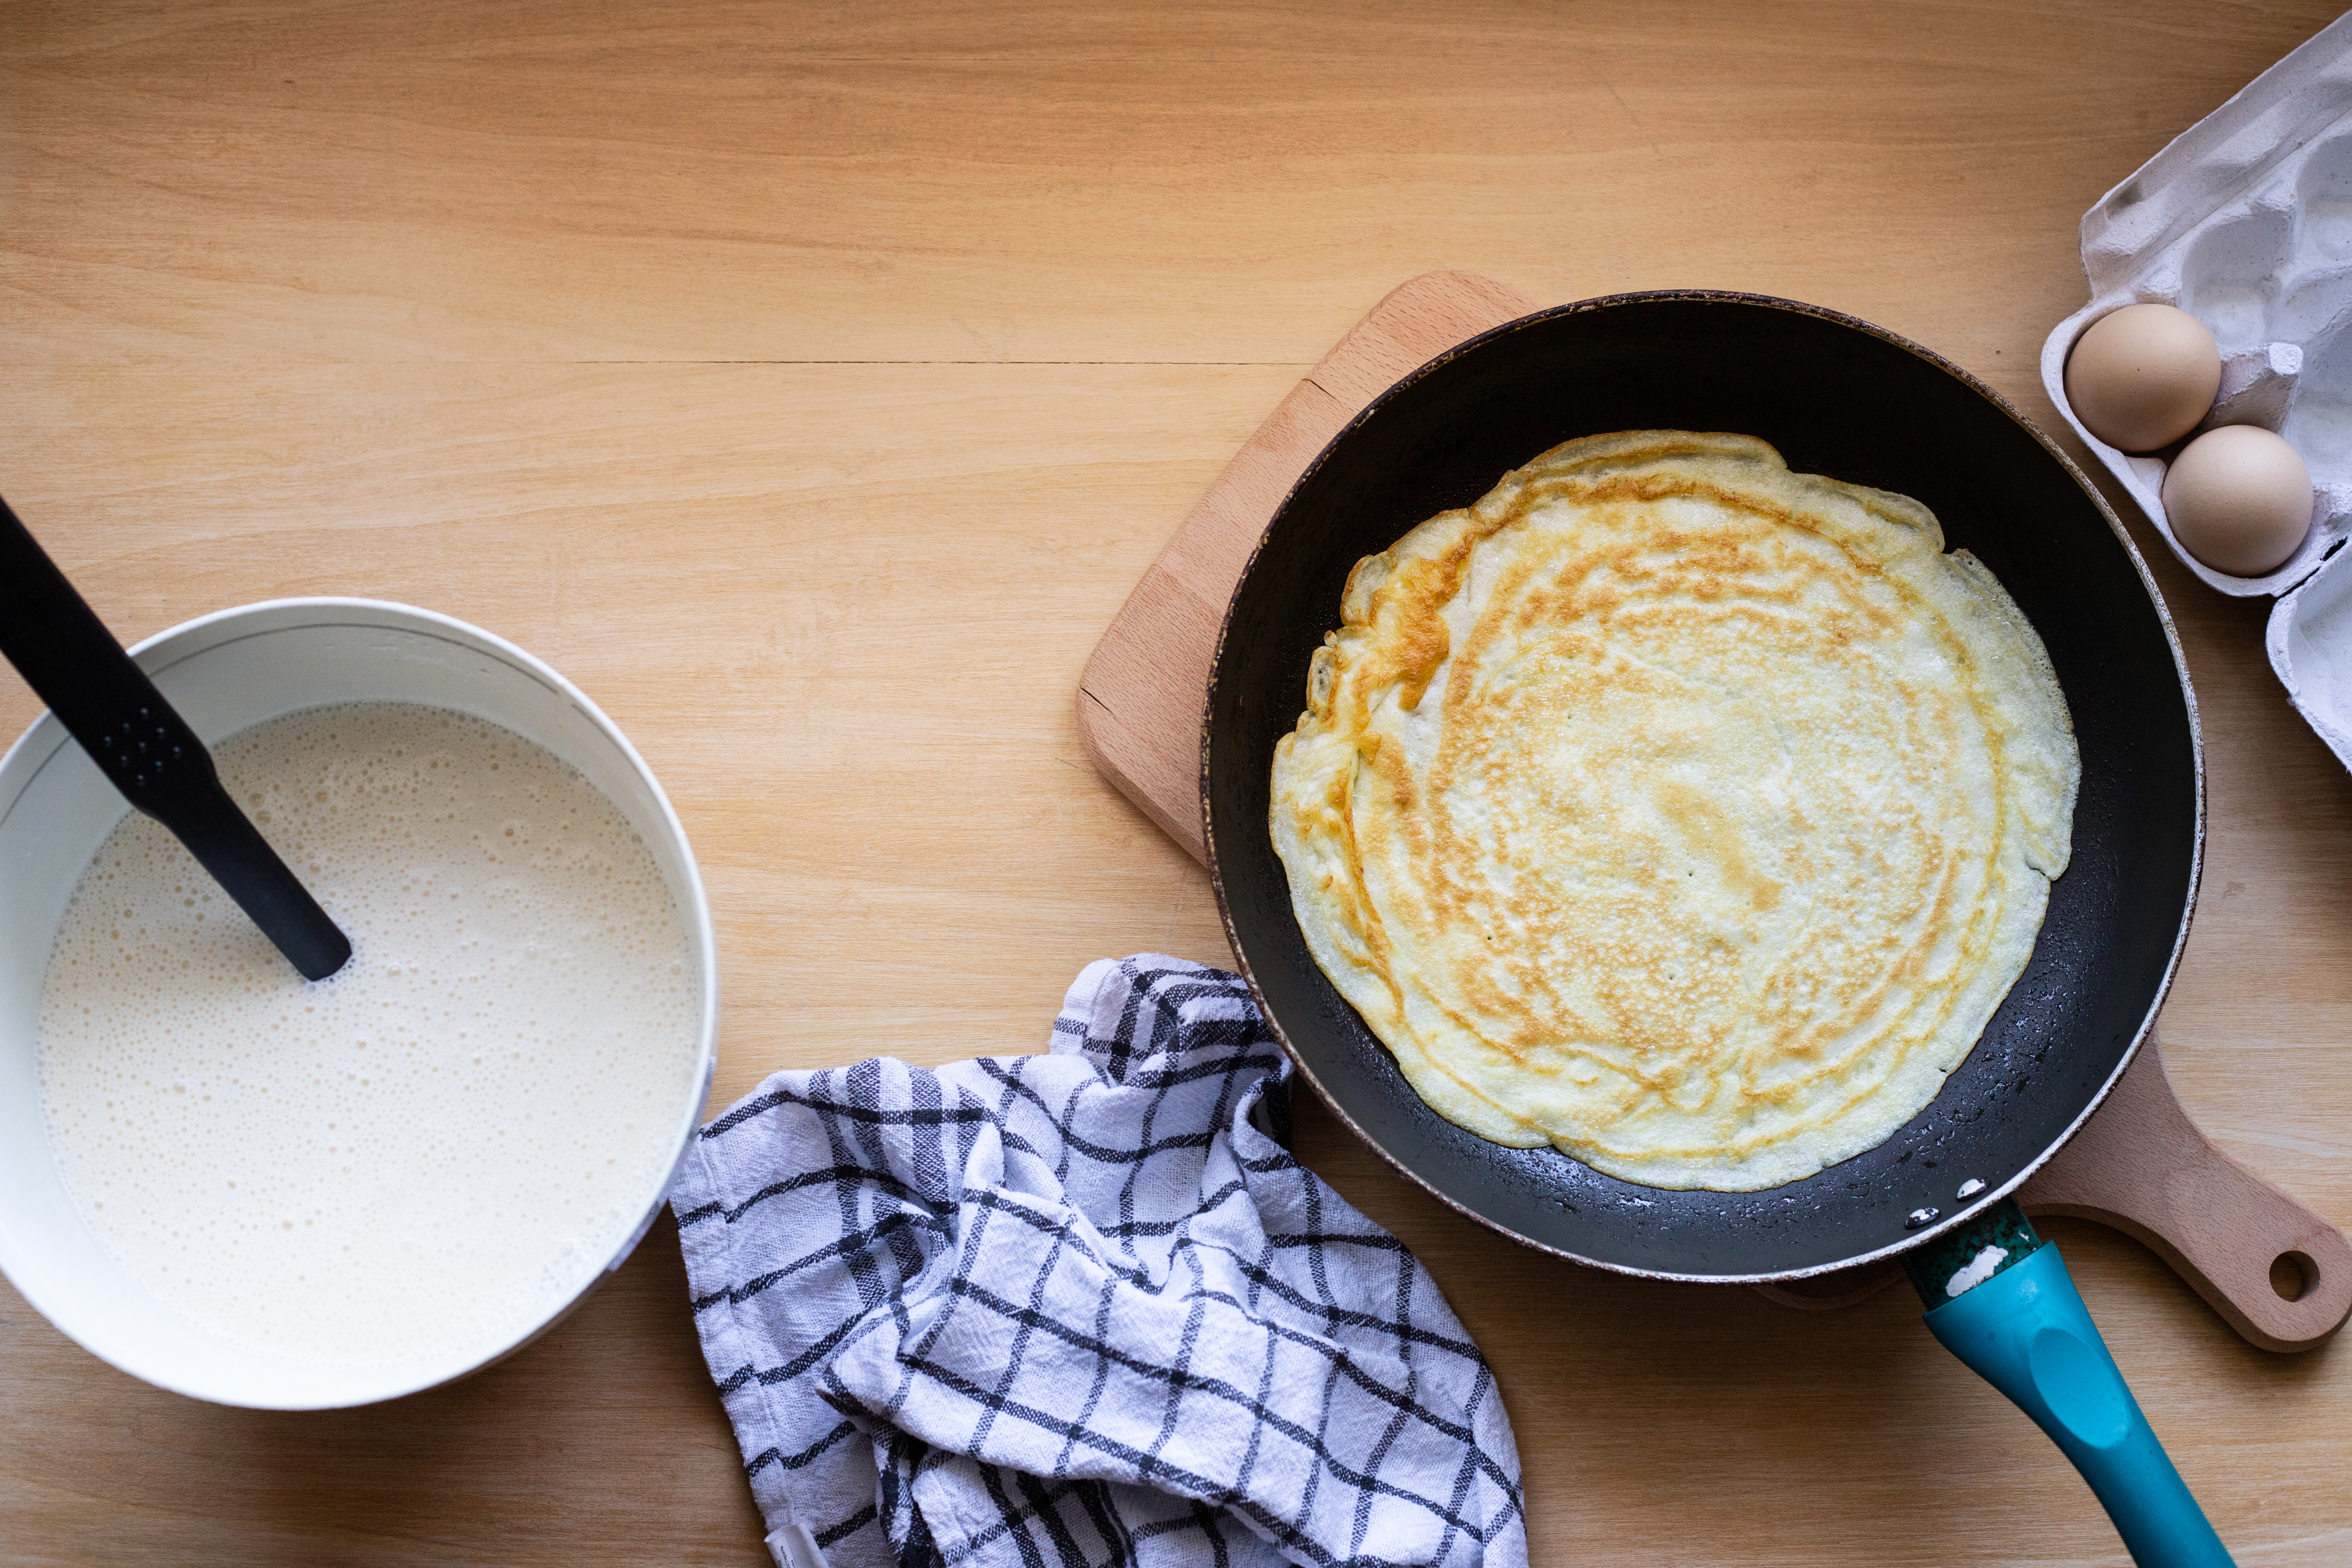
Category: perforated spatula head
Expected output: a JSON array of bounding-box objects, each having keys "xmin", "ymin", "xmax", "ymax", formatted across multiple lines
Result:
[{"xmin": 0, "ymin": 495, "xmax": 351, "ymax": 981}]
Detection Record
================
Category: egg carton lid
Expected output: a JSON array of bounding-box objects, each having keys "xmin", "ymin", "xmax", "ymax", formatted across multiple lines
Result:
[{"xmin": 2078, "ymin": 15, "xmax": 2352, "ymax": 299}]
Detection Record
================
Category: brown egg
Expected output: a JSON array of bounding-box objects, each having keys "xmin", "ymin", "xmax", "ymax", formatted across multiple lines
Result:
[
  {"xmin": 2065, "ymin": 303, "xmax": 2222, "ymax": 452},
  {"xmin": 2161, "ymin": 424, "xmax": 2312, "ymax": 577}
]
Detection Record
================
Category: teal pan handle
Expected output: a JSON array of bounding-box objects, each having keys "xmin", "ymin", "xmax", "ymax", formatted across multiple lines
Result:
[{"xmin": 1925, "ymin": 1242, "xmax": 2233, "ymax": 1567}]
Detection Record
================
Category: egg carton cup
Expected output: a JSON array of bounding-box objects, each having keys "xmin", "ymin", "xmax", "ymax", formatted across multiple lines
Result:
[{"xmin": 2041, "ymin": 13, "xmax": 2352, "ymax": 774}]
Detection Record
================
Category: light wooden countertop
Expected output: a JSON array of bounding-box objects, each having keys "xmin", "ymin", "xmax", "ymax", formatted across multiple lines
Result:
[{"xmin": 5, "ymin": 4, "xmax": 2351, "ymax": 1563}]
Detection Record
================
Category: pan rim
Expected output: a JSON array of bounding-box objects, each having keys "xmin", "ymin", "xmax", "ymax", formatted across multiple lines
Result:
[{"xmin": 1200, "ymin": 287, "xmax": 2208, "ymax": 1286}]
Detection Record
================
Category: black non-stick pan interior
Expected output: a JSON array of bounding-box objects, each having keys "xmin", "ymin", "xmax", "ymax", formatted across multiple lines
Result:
[{"xmin": 1207, "ymin": 293, "xmax": 2201, "ymax": 1280}]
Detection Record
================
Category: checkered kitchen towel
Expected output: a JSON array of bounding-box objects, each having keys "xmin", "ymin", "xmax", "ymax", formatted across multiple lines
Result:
[{"xmin": 671, "ymin": 955, "xmax": 1526, "ymax": 1568}]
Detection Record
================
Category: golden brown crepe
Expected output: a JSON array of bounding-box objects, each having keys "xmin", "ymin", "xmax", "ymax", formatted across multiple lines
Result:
[{"xmin": 1269, "ymin": 431, "xmax": 2078, "ymax": 1191}]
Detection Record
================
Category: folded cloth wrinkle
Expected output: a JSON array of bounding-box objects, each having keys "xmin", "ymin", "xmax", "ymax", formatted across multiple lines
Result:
[{"xmin": 671, "ymin": 954, "xmax": 1527, "ymax": 1568}]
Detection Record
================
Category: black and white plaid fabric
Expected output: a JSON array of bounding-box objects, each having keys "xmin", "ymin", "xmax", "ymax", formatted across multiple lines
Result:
[{"xmin": 671, "ymin": 954, "xmax": 1527, "ymax": 1568}]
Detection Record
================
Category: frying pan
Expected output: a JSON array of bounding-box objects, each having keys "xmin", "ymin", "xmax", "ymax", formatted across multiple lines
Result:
[{"xmin": 1203, "ymin": 294, "xmax": 2220, "ymax": 1560}]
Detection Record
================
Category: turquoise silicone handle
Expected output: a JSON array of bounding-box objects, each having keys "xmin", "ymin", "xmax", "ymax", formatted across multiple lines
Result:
[{"xmin": 1925, "ymin": 1242, "xmax": 2233, "ymax": 1567}]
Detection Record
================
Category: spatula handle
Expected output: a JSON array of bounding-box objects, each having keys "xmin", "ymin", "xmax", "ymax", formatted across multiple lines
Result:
[{"xmin": 0, "ymin": 496, "xmax": 351, "ymax": 981}]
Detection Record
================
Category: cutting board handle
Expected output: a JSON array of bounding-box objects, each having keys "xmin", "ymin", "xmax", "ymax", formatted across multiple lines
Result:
[
  {"xmin": 1753, "ymin": 1033, "xmax": 2352, "ymax": 1351},
  {"xmin": 2018, "ymin": 1032, "xmax": 2352, "ymax": 1352}
]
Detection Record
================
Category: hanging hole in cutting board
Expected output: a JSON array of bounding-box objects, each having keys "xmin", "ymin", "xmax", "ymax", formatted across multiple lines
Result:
[{"xmin": 2272, "ymin": 1250, "xmax": 2318, "ymax": 1302}]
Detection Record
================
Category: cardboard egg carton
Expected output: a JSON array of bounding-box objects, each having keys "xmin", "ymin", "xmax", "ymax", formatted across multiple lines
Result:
[{"xmin": 2041, "ymin": 14, "xmax": 2352, "ymax": 769}]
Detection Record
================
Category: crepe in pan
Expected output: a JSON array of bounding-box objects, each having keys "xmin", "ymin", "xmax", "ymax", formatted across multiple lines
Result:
[{"xmin": 1268, "ymin": 430, "xmax": 2078, "ymax": 1191}]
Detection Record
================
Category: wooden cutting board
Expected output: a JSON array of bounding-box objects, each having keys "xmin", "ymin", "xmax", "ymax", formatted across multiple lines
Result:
[{"xmin": 1076, "ymin": 270, "xmax": 2352, "ymax": 1351}]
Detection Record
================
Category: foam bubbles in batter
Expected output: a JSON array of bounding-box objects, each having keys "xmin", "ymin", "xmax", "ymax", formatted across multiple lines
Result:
[{"xmin": 37, "ymin": 701, "xmax": 701, "ymax": 1368}]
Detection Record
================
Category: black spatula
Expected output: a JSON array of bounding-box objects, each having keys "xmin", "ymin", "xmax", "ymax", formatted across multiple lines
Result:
[{"xmin": 0, "ymin": 495, "xmax": 351, "ymax": 980}]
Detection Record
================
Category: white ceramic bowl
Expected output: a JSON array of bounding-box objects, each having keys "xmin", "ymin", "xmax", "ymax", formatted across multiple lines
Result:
[{"xmin": 0, "ymin": 599, "xmax": 718, "ymax": 1408}]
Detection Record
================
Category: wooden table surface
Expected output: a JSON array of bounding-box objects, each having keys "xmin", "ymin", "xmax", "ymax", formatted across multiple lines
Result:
[{"xmin": 6, "ymin": 3, "xmax": 2352, "ymax": 1563}]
